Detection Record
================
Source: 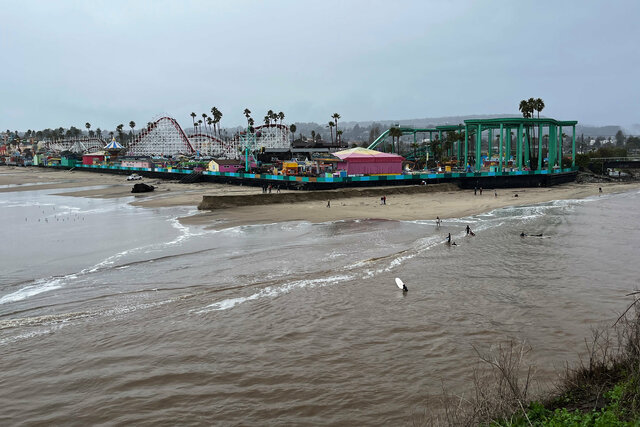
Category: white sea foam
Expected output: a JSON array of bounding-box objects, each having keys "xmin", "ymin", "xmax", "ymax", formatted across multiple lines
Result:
[
  {"xmin": 0, "ymin": 277, "xmax": 65, "ymax": 305},
  {"xmin": 195, "ymin": 274, "xmax": 355, "ymax": 313}
]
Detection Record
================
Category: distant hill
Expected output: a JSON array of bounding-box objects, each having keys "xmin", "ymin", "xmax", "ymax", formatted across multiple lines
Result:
[
  {"xmin": 575, "ymin": 125, "xmax": 621, "ymax": 137},
  {"xmin": 215, "ymin": 115, "xmax": 626, "ymax": 143},
  {"xmin": 339, "ymin": 114, "xmax": 519, "ymax": 128}
]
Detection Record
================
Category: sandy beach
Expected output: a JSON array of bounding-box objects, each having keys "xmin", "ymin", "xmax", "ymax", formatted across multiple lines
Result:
[{"xmin": 2, "ymin": 166, "xmax": 639, "ymax": 229}]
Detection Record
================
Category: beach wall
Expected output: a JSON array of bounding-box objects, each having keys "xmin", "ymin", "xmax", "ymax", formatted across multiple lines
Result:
[{"xmin": 198, "ymin": 183, "xmax": 459, "ymax": 210}]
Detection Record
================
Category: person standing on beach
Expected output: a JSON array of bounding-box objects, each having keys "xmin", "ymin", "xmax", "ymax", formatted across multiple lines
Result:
[
  {"xmin": 474, "ymin": 186, "xmax": 477, "ymax": 195},
  {"xmin": 327, "ymin": 200, "xmax": 330, "ymax": 208},
  {"xmin": 479, "ymin": 187, "xmax": 483, "ymax": 195},
  {"xmin": 277, "ymin": 185, "xmax": 281, "ymax": 193},
  {"xmin": 436, "ymin": 216, "xmax": 441, "ymax": 227},
  {"xmin": 466, "ymin": 225, "xmax": 471, "ymax": 235},
  {"xmin": 447, "ymin": 233, "xmax": 451, "ymax": 244},
  {"xmin": 383, "ymin": 196, "xmax": 386, "ymax": 205},
  {"xmin": 494, "ymin": 190, "xmax": 497, "ymax": 197}
]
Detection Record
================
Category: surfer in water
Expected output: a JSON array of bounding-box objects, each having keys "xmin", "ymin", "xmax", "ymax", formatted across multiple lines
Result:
[
  {"xmin": 466, "ymin": 225, "xmax": 470, "ymax": 235},
  {"xmin": 446, "ymin": 233, "xmax": 457, "ymax": 246},
  {"xmin": 521, "ymin": 232, "xmax": 543, "ymax": 237},
  {"xmin": 402, "ymin": 283, "xmax": 408, "ymax": 292}
]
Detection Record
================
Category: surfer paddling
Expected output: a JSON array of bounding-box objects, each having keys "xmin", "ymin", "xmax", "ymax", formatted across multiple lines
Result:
[{"xmin": 520, "ymin": 232, "xmax": 543, "ymax": 237}]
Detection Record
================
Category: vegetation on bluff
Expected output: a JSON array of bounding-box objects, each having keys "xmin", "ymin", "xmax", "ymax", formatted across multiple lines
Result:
[{"xmin": 415, "ymin": 295, "xmax": 640, "ymax": 426}]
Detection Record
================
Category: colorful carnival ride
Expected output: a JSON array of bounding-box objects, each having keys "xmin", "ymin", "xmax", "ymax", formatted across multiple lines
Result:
[{"xmin": 40, "ymin": 115, "xmax": 291, "ymax": 159}]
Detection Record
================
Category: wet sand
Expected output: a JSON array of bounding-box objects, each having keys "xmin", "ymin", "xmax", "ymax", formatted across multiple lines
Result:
[
  {"xmin": 185, "ymin": 181, "xmax": 640, "ymax": 229},
  {"xmin": 2, "ymin": 166, "xmax": 639, "ymax": 229}
]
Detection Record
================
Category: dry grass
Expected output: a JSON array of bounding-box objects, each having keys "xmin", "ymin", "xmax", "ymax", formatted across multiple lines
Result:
[{"xmin": 413, "ymin": 341, "xmax": 538, "ymax": 426}]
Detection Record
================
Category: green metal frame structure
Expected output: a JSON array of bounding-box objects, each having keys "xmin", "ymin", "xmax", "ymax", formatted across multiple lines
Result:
[
  {"xmin": 368, "ymin": 117, "xmax": 577, "ymax": 172},
  {"xmin": 463, "ymin": 117, "xmax": 577, "ymax": 172}
]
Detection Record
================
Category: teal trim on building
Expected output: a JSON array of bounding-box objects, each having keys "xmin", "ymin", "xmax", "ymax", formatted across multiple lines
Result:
[{"xmin": 55, "ymin": 163, "xmax": 577, "ymax": 184}]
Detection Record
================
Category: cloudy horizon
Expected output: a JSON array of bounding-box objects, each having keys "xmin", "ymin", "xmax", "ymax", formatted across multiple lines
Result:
[{"xmin": 1, "ymin": 0, "xmax": 638, "ymax": 132}]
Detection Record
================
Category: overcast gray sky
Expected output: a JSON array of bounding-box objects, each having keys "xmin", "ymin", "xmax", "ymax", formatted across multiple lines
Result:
[{"xmin": 1, "ymin": 0, "xmax": 638, "ymax": 131}]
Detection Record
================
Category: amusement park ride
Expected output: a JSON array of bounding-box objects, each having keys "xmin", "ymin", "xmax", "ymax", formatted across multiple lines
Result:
[
  {"xmin": 127, "ymin": 116, "xmax": 291, "ymax": 159},
  {"xmin": 43, "ymin": 115, "xmax": 292, "ymax": 160}
]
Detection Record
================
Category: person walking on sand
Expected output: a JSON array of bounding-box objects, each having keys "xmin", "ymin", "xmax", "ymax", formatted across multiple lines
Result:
[
  {"xmin": 494, "ymin": 190, "xmax": 497, "ymax": 197},
  {"xmin": 277, "ymin": 185, "xmax": 281, "ymax": 194},
  {"xmin": 327, "ymin": 200, "xmax": 330, "ymax": 208},
  {"xmin": 383, "ymin": 196, "xmax": 386, "ymax": 205},
  {"xmin": 474, "ymin": 186, "xmax": 477, "ymax": 195},
  {"xmin": 479, "ymin": 187, "xmax": 483, "ymax": 195}
]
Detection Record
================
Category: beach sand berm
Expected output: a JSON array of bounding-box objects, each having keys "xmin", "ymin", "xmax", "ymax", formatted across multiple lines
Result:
[{"xmin": 2, "ymin": 166, "xmax": 639, "ymax": 230}]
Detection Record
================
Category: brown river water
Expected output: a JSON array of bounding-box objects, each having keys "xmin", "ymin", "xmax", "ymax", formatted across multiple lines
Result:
[{"xmin": 1, "ymin": 185, "xmax": 639, "ymax": 425}]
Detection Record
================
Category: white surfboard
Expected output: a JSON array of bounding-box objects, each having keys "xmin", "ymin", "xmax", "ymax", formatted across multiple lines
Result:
[{"xmin": 395, "ymin": 278, "xmax": 404, "ymax": 290}]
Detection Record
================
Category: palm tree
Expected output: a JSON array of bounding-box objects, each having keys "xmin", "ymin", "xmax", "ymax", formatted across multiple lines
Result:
[
  {"xmin": 327, "ymin": 121, "xmax": 335, "ymax": 145},
  {"xmin": 214, "ymin": 108, "xmax": 223, "ymax": 136},
  {"xmin": 267, "ymin": 110, "xmax": 274, "ymax": 126},
  {"xmin": 289, "ymin": 124, "xmax": 297, "ymax": 143},
  {"xmin": 534, "ymin": 98, "xmax": 544, "ymax": 119},
  {"xmin": 311, "ymin": 130, "xmax": 316, "ymax": 143},
  {"xmin": 278, "ymin": 111, "xmax": 285, "ymax": 125},
  {"xmin": 85, "ymin": 122, "xmax": 91, "ymax": 139},
  {"xmin": 207, "ymin": 117, "xmax": 214, "ymax": 136},
  {"xmin": 336, "ymin": 130, "xmax": 343, "ymax": 147},
  {"xmin": 264, "ymin": 116, "xmax": 270, "ymax": 125},
  {"xmin": 96, "ymin": 128, "xmax": 102, "ymax": 139},
  {"xmin": 129, "ymin": 121, "xmax": 135, "ymax": 145},
  {"xmin": 116, "ymin": 124, "xmax": 124, "ymax": 144},
  {"xmin": 243, "ymin": 108, "xmax": 252, "ymax": 128},
  {"xmin": 202, "ymin": 113, "xmax": 208, "ymax": 134},
  {"xmin": 190, "ymin": 112, "xmax": 197, "ymax": 133},
  {"xmin": 332, "ymin": 113, "xmax": 341, "ymax": 143},
  {"xmin": 518, "ymin": 100, "xmax": 531, "ymax": 118},
  {"xmin": 211, "ymin": 107, "xmax": 222, "ymax": 136}
]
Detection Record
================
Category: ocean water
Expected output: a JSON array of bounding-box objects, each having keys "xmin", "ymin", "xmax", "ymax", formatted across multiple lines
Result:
[{"xmin": 1, "ymin": 182, "xmax": 639, "ymax": 425}]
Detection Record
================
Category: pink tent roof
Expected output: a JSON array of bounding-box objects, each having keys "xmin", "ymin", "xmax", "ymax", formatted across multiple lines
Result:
[{"xmin": 333, "ymin": 147, "xmax": 404, "ymax": 162}]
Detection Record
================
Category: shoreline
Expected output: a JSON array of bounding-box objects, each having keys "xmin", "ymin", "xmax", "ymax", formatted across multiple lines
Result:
[
  {"xmin": 2, "ymin": 167, "xmax": 639, "ymax": 230},
  {"xmin": 182, "ymin": 181, "xmax": 640, "ymax": 230}
]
